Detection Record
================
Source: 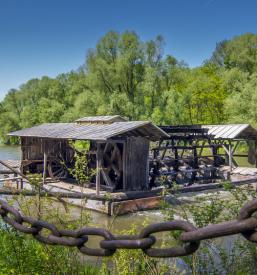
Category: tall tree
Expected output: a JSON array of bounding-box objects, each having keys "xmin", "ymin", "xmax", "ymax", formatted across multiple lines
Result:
[{"xmin": 210, "ymin": 33, "xmax": 257, "ymax": 74}]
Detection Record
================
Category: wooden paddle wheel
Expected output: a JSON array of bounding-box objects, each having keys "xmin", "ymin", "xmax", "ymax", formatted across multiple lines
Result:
[
  {"xmin": 100, "ymin": 142, "xmax": 123, "ymax": 190},
  {"xmin": 149, "ymin": 125, "xmax": 225, "ymax": 186},
  {"xmin": 47, "ymin": 148, "xmax": 75, "ymax": 180}
]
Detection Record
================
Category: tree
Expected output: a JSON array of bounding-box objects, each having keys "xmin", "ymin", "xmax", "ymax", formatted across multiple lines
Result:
[
  {"xmin": 225, "ymin": 73, "xmax": 257, "ymax": 126},
  {"xmin": 210, "ymin": 33, "xmax": 257, "ymax": 74},
  {"xmin": 1, "ymin": 31, "xmax": 256, "ymax": 144}
]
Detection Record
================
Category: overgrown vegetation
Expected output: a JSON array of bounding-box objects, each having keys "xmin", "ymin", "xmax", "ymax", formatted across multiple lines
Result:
[
  {"xmin": 1, "ymin": 153, "xmax": 256, "ymax": 273},
  {"xmin": 0, "ymin": 225, "xmax": 100, "ymax": 274},
  {"xmin": 68, "ymin": 141, "xmax": 96, "ymax": 186},
  {"xmin": 161, "ymin": 182, "xmax": 257, "ymax": 274},
  {"xmin": 2, "ymin": 181, "xmax": 257, "ymax": 274},
  {"xmin": 1, "ymin": 183, "xmax": 95, "ymax": 274},
  {"xmin": 1, "ymin": 31, "xmax": 257, "ymax": 144}
]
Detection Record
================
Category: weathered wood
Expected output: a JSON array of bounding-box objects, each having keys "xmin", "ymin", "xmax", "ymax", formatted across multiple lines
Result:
[
  {"xmin": 0, "ymin": 177, "xmax": 22, "ymax": 182},
  {"xmin": 228, "ymin": 143, "xmax": 233, "ymax": 171},
  {"xmin": 0, "ymin": 160, "xmax": 69, "ymax": 205},
  {"xmin": 124, "ymin": 137, "xmax": 149, "ymax": 191},
  {"xmin": 43, "ymin": 152, "xmax": 47, "ymax": 184},
  {"xmin": 198, "ymin": 141, "xmax": 206, "ymax": 156},
  {"xmin": 192, "ymin": 146, "xmax": 198, "ymax": 169},
  {"xmin": 219, "ymin": 154, "xmax": 248, "ymax": 157},
  {"xmin": 101, "ymin": 169, "xmax": 113, "ymax": 186},
  {"xmin": 96, "ymin": 143, "xmax": 101, "ymax": 195},
  {"xmin": 0, "ymin": 188, "xmax": 91, "ymax": 198},
  {"xmin": 174, "ymin": 147, "xmax": 179, "ymax": 171},
  {"xmin": 255, "ymin": 140, "xmax": 257, "ymax": 168},
  {"xmin": 122, "ymin": 141, "xmax": 127, "ymax": 189},
  {"xmin": 156, "ymin": 144, "xmax": 220, "ymax": 150}
]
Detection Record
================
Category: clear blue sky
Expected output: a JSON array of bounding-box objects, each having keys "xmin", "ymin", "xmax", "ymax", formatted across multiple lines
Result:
[{"xmin": 0, "ymin": 0, "xmax": 257, "ymax": 99}]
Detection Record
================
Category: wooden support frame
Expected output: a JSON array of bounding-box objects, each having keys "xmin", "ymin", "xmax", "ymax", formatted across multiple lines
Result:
[{"xmin": 221, "ymin": 140, "xmax": 241, "ymax": 171}]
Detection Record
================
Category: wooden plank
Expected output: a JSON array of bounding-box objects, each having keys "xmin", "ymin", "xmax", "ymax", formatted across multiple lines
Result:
[
  {"xmin": 0, "ymin": 177, "xmax": 22, "ymax": 182},
  {"xmin": 124, "ymin": 137, "xmax": 149, "ymax": 191}
]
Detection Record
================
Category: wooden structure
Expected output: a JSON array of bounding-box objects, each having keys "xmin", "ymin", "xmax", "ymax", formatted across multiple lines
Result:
[
  {"xmin": 203, "ymin": 124, "xmax": 257, "ymax": 169},
  {"xmin": 150, "ymin": 124, "xmax": 257, "ymax": 186},
  {"xmin": 8, "ymin": 116, "xmax": 168, "ymax": 193}
]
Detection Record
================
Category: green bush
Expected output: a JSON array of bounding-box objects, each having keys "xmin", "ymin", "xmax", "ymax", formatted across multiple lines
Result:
[
  {"xmin": 0, "ymin": 224, "xmax": 100, "ymax": 275},
  {"xmin": 162, "ymin": 184, "xmax": 257, "ymax": 274}
]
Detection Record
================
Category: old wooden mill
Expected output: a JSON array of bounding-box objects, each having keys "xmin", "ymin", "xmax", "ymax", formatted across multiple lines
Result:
[{"xmin": 1, "ymin": 116, "xmax": 257, "ymax": 215}]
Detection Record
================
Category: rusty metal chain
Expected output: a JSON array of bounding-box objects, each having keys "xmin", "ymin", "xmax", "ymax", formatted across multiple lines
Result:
[{"xmin": 0, "ymin": 198, "xmax": 257, "ymax": 258}]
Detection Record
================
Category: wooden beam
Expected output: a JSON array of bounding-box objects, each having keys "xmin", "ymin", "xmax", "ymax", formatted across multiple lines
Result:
[
  {"xmin": 192, "ymin": 146, "xmax": 198, "ymax": 169},
  {"xmin": 255, "ymin": 140, "xmax": 257, "ymax": 168},
  {"xmin": 122, "ymin": 142, "xmax": 127, "ymax": 190},
  {"xmin": 96, "ymin": 143, "xmax": 101, "ymax": 195},
  {"xmin": 232, "ymin": 140, "xmax": 240, "ymax": 154},
  {"xmin": 198, "ymin": 141, "xmax": 206, "ymax": 156},
  {"xmin": 228, "ymin": 143, "xmax": 233, "ymax": 171},
  {"xmin": 101, "ymin": 169, "xmax": 114, "ymax": 187},
  {"xmin": 43, "ymin": 152, "xmax": 48, "ymax": 185},
  {"xmin": 222, "ymin": 144, "xmax": 230, "ymax": 155}
]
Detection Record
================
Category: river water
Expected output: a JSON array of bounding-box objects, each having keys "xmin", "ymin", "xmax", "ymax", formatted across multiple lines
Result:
[{"xmin": 0, "ymin": 145, "xmax": 165, "ymax": 230}]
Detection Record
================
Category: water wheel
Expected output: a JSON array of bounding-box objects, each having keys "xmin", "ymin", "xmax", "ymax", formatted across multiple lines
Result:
[
  {"xmin": 48, "ymin": 147, "xmax": 75, "ymax": 180},
  {"xmin": 101, "ymin": 143, "xmax": 123, "ymax": 189}
]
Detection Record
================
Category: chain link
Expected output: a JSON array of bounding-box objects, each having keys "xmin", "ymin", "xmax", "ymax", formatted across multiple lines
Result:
[{"xmin": 0, "ymin": 198, "xmax": 257, "ymax": 257}]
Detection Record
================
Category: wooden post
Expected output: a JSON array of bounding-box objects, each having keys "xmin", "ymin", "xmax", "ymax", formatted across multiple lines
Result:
[
  {"xmin": 20, "ymin": 178, "xmax": 23, "ymax": 190},
  {"xmin": 122, "ymin": 142, "xmax": 127, "ymax": 190},
  {"xmin": 222, "ymin": 143, "xmax": 229, "ymax": 166},
  {"xmin": 228, "ymin": 143, "xmax": 233, "ymax": 172},
  {"xmin": 212, "ymin": 145, "xmax": 218, "ymax": 167},
  {"xmin": 198, "ymin": 140, "xmax": 206, "ymax": 157},
  {"xmin": 96, "ymin": 143, "xmax": 101, "ymax": 195},
  {"xmin": 255, "ymin": 141, "xmax": 257, "ymax": 168},
  {"xmin": 174, "ymin": 148, "xmax": 179, "ymax": 172},
  {"xmin": 192, "ymin": 146, "xmax": 198, "ymax": 169},
  {"xmin": 43, "ymin": 151, "xmax": 48, "ymax": 185}
]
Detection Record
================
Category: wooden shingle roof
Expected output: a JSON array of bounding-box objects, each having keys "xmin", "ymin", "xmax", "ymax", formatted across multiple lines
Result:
[{"xmin": 8, "ymin": 121, "xmax": 169, "ymax": 141}]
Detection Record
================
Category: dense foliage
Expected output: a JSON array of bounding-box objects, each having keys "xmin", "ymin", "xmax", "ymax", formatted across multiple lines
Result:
[
  {"xmin": 1, "ymin": 31, "xmax": 257, "ymax": 144},
  {"xmin": 161, "ymin": 182, "xmax": 257, "ymax": 274}
]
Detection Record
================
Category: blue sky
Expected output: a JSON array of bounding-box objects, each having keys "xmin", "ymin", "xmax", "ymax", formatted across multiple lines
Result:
[{"xmin": 0, "ymin": 0, "xmax": 257, "ymax": 99}]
